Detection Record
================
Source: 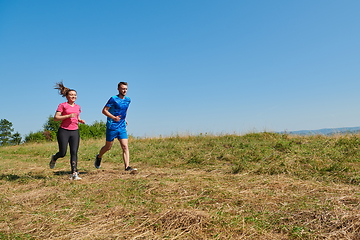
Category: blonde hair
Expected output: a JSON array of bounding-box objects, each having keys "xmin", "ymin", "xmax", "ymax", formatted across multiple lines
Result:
[{"xmin": 54, "ymin": 81, "xmax": 76, "ymax": 97}]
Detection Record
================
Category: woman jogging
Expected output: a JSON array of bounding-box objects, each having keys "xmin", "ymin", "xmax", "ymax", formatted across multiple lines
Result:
[{"xmin": 49, "ymin": 82, "xmax": 86, "ymax": 180}]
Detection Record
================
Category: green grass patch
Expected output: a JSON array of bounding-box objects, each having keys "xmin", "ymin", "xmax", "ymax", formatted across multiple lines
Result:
[{"xmin": 1, "ymin": 133, "xmax": 360, "ymax": 239}]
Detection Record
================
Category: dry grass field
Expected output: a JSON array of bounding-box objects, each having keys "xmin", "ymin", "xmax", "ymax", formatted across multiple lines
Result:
[{"xmin": 0, "ymin": 133, "xmax": 360, "ymax": 239}]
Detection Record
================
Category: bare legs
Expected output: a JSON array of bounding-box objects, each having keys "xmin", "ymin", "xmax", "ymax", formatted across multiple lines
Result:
[
  {"xmin": 98, "ymin": 138, "xmax": 130, "ymax": 169},
  {"xmin": 119, "ymin": 138, "xmax": 130, "ymax": 169},
  {"xmin": 98, "ymin": 141, "xmax": 113, "ymax": 158}
]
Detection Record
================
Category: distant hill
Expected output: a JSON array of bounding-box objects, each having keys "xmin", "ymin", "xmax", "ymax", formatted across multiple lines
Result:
[{"xmin": 282, "ymin": 126, "xmax": 360, "ymax": 136}]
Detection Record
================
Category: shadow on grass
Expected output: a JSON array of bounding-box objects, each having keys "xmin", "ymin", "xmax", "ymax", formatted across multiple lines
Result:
[
  {"xmin": 0, "ymin": 174, "xmax": 21, "ymax": 181},
  {"xmin": 0, "ymin": 172, "xmax": 89, "ymax": 182},
  {"xmin": 54, "ymin": 171, "xmax": 88, "ymax": 176},
  {"xmin": 0, "ymin": 173, "xmax": 48, "ymax": 181}
]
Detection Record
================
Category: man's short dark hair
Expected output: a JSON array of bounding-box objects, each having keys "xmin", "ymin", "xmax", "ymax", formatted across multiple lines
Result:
[{"xmin": 118, "ymin": 82, "xmax": 128, "ymax": 87}]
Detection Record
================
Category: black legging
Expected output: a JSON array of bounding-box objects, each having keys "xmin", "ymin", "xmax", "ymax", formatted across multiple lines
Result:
[{"xmin": 54, "ymin": 127, "xmax": 80, "ymax": 173}]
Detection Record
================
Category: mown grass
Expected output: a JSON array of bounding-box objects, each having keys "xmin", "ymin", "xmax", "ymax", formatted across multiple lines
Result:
[{"xmin": 0, "ymin": 132, "xmax": 360, "ymax": 239}]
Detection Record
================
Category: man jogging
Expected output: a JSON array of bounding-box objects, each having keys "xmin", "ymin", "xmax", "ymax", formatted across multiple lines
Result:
[{"xmin": 94, "ymin": 82, "xmax": 137, "ymax": 172}]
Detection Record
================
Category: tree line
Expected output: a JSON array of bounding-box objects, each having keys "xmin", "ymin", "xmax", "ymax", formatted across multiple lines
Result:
[
  {"xmin": 0, "ymin": 119, "xmax": 22, "ymax": 146},
  {"xmin": 0, "ymin": 116, "xmax": 106, "ymax": 146}
]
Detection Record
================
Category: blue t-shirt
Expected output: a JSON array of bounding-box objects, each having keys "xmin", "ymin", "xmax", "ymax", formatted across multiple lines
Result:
[{"xmin": 105, "ymin": 95, "xmax": 131, "ymax": 130}]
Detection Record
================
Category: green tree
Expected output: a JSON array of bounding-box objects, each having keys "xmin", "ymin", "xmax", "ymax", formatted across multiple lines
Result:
[
  {"xmin": 25, "ymin": 131, "xmax": 46, "ymax": 142},
  {"xmin": 78, "ymin": 120, "xmax": 106, "ymax": 139},
  {"xmin": 11, "ymin": 132, "xmax": 22, "ymax": 145},
  {"xmin": 42, "ymin": 115, "xmax": 60, "ymax": 141},
  {"xmin": 24, "ymin": 115, "xmax": 106, "ymax": 143},
  {"xmin": 43, "ymin": 115, "xmax": 61, "ymax": 132},
  {"xmin": 0, "ymin": 119, "xmax": 15, "ymax": 146}
]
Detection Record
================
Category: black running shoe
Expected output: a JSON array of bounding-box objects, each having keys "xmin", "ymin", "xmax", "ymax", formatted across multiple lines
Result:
[
  {"xmin": 94, "ymin": 154, "xmax": 102, "ymax": 169},
  {"xmin": 49, "ymin": 155, "xmax": 56, "ymax": 169},
  {"xmin": 125, "ymin": 166, "xmax": 137, "ymax": 171}
]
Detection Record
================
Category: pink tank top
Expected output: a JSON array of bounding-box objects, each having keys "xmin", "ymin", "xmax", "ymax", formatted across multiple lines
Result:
[{"xmin": 56, "ymin": 102, "xmax": 81, "ymax": 130}]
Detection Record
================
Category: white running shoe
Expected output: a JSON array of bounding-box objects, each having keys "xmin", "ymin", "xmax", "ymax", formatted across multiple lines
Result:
[{"xmin": 70, "ymin": 172, "xmax": 82, "ymax": 180}]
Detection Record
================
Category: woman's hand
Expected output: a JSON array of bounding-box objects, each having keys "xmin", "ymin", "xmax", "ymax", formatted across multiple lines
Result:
[{"xmin": 68, "ymin": 113, "xmax": 77, "ymax": 118}]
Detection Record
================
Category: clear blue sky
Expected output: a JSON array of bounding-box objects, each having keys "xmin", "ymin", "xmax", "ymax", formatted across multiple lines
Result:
[{"xmin": 1, "ymin": 0, "xmax": 360, "ymax": 138}]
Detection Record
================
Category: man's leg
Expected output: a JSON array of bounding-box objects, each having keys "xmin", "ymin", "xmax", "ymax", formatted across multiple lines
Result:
[
  {"xmin": 99, "ymin": 141, "xmax": 114, "ymax": 158},
  {"xmin": 94, "ymin": 141, "xmax": 114, "ymax": 169},
  {"xmin": 119, "ymin": 138, "xmax": 130, "ymax": 169}
]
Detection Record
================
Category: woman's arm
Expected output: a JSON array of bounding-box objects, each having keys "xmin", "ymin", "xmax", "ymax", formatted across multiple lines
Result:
[
  {"xmin": 78, "ymin": 115, "xmax": 85, "ymax": 124},
  {"xmin": 54, "ymin": 111, "xmax": 76, "ymax": 121}
]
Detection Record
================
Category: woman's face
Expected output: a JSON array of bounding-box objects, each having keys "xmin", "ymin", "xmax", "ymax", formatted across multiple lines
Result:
[{"xmin": 66, "ymin": 90, "xmax": 77, "ymax": 103}]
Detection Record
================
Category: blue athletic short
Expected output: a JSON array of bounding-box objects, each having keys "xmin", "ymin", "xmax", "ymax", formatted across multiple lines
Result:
[{"xmin": 106, "ymin": 128, "xmax": 128, "ymax": 141}]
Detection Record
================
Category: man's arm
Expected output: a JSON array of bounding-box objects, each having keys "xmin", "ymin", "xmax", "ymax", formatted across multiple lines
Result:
[{"xmin": 102, "ymin": 106, "xmax": 120, "ymax": 122}]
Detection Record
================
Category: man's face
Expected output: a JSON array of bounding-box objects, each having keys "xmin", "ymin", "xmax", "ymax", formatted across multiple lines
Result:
[{"xmin": 118, "ymin": 84, "xmax": 128, "ymax": 96}]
